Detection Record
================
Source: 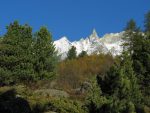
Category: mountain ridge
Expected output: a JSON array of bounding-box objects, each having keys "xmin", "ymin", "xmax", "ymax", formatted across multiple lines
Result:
[{"xmin": 54, "ymin": 29, "xmax": 124, "ymax": 59}]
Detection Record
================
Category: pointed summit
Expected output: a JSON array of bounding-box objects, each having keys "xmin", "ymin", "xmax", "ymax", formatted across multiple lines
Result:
[
  {"xmin": 92, "ymin": 28, "xmax": 97, "ymax": 35},
  {"xmin": 89, "ymin": 28, "xmax": 99, "ymax": 41}
]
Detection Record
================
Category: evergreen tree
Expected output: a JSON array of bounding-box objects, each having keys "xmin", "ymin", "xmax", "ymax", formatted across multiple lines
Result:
[
  {"xmin": 97, "ymin": 52, "xmax": 141, "ymax": 113},
  {"xmin": 123, "ymin": 15, "xmax": 150, "ymax": 106},
  {"xmin": 67, "ymin": 46, "xmax": 77, "ymax": 60},
  {"xmin": 142, "ymin": 11, "xmax": 150, "ymax": 106},
  {"xmin": 85, "ymin": 76, "xmax": 107, "ymax": 113},
  {"xmin": 144, "ymin": 11, "xmax": 150, "ymax": 32},
  {"xmin": 123, "ymin": 19, "xmax": 144, "ymax": 84},
  {"xmin": 33, "ymin": 27, "xmax": 57, "ymax": 80},
  {"xmin": 78, "ymin": 51, "xmax": 87, "ymax": 58},
  {"xmin": 125, "ymin": 19, "xmax": 137, "ymax": 31},
  {"xmin": 0, "ymin": 21, "xmax": 34, "ymax": 84},
  {"xmin": 123, "ymin": 19, "xmax": 139, "ymax": 54}
]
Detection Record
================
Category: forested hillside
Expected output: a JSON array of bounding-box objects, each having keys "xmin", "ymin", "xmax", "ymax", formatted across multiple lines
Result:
[{"xmin": 0, "ymin": 11, "xmax": 150, "ymax": 113}]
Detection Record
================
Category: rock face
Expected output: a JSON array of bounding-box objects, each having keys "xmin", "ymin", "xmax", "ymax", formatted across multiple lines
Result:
[
  {"xmin": 74, "ymin": 81, "xmax": 91, "ymax": 95},
  {"xmin": 34, "ymin": 89, "xmax": 69, "ymax": 98},
  {"xmin": 54, "ymin": 29, "xmax": 125, "ymax": 59}
]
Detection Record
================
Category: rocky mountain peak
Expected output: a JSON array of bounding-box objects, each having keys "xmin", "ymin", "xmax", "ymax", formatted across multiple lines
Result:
[
  {"xmin": 54, "ymin": 31, "xmax": 124, "ymax": 60},
  {"xmin": 89, "ymin": 29, "xmax": 99, "ymax": 41}
]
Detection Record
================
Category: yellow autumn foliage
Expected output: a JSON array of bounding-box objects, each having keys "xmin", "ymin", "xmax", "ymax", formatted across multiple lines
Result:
[{"xmin": 57, "ymin": 54, "xmax": 114, "ymax": 90}]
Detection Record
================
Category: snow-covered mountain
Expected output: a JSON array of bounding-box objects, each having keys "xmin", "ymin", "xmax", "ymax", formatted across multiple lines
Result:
[{"xmin": 54, "ymin": 29, "xmax": 124, "ymax": 59}]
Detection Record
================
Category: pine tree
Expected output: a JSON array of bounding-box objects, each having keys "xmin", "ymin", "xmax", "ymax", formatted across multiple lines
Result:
[
  {"xmin": 123, "ymin": 19, "xmax": 144, "ymax": 86},
  {"xmin": 0, "ymin": 21, "xmax": 34, "ymax": 84},
  {"xmin": 67, "ymin": 46, "xmax": 77, "ymax": 60},
  {"xmin": 142, "ymin": 11, "xmax": 150, "ymax": 106},
  {"xmin": 123, "ymin": 19, "xmax": 139, "ymax": 54},
  {"xmin": 123, "ymin": 15, "xmax": 150, "ymax": 106},
  {"xmin": 33, "ymin": 27, "xmax": 57, "ymax": 80},
  {"xmin": 85, "ymin": 76, "xmax": 107, "ymax": 113},
  {"xmin": 144, "ymin": 11, "xmax": 150, "ymax": 33},
  {"xmin": 78, "ymin": 51, "xmax": 87, "ymax": 58},
  {"xmin": 125, "ymin": 19, "xmax": 137, "ymax": 31},
  {"xmin": 97, "ymin": 52, "xmax": 141, "ymax": 113}
]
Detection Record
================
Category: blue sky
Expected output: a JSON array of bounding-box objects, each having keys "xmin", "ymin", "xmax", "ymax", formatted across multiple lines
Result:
[{"xmin": 0, "ymin": 0, "xmax": 149, "ymax": 41}]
